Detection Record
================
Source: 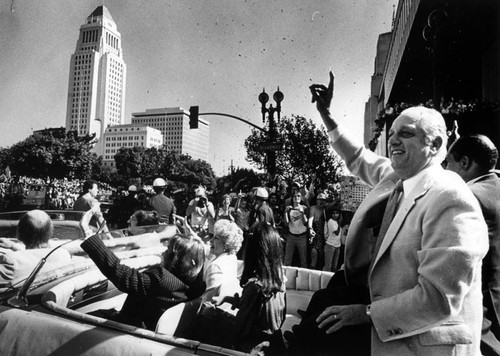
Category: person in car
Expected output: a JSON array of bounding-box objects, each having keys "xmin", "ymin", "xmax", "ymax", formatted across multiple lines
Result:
[
  {"xmin": 202, "ymin": 219, "xmax": 243, "ymax": 302},
  {"xmin": 212, "ymin": 222, "xmax": 286, "ymax": 354},
  {"xmin": 80, "ymin": 204, "xmax": 206, "ymax": 331},
  {"xmin": 127, "ymin": 210, "xmax": 159, "ymax": 227},
  {"xmin": 0, "ymin": 210, "xmax": 72, "ymax": 288}
]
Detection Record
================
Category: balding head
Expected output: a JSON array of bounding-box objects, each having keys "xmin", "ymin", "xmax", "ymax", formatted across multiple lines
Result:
[
  {"xmin": 399, "ymin": 106, "xmax": 448, "ymax": 162},
  {"xmin": 389, "ymin": 107, "xmax": 448, "ymax": 179},
  {"xmin": 17, "ymin": 210, "xmax": 53, "ymax": 249}
]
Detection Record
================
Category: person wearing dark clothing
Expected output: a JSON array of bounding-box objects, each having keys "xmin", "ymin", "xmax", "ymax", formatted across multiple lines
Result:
[
  {"xmin": 150, "ymin": 178, "xmax": 176, "ymax": 224},
  {"xmin": 249, "ymin": 187, "xmax": 275, "ymax": 228},
  {"xmin": 114, "ymin": 185, "xmax": 140, "ymax": 228},
  {"xmin": 445, "ymin": 134, "xmax": 500, "ymax": 356},
  {"xmin": 80, "ymin": 206, "xmax": 206, "ymax": 331}
]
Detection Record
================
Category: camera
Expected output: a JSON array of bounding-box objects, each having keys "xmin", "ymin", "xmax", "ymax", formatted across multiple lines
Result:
[{"xmin": 196, "ymin": 197, "xmax": 207, "ymax": 208}]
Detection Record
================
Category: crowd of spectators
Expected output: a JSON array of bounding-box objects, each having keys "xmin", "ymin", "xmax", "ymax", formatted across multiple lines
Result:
[{"xmin": 0, "ymin": 175, "xmax": 115, "ymax": 211}]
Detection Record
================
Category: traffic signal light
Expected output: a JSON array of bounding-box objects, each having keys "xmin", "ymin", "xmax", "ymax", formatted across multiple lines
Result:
[{"xmin": 189, "ymin": 106, "xmax": 199, "ymax": 129}]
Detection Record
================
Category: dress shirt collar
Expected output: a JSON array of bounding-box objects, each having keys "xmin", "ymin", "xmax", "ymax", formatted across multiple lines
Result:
[{"xmin": 401, "ymin": 164, "xmax": 441, "ymax": 198}]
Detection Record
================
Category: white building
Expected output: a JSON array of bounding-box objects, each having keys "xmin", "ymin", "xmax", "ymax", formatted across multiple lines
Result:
[
  {"xmin": 131, "ymin": 107, "xmax": 209, "ymax": 162},
  {"xmin": 65, "ymin": 5, "xmax": 126, "ymax": 157},
  {"xmin": 102, "ymin": 125, "xmax": 163, "ymax": 167}
]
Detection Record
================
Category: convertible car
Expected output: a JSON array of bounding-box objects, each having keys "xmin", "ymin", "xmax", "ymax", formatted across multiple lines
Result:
[{"xmin": 0, "ymin": 225, "xmax": 334, "ymax": 355}]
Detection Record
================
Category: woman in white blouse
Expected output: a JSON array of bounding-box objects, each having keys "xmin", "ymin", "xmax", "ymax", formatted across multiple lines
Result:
[{"xmin": 203, "ymin": 219, "xmax": 243, "ymax": 300}]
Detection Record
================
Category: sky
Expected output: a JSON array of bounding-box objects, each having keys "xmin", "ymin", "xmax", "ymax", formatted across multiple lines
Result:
[{"xmin": 0, "ymin": 0, "xmax": 398, "ymax": 176}]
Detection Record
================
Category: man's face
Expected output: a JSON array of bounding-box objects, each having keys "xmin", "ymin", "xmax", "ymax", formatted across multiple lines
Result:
[
  {"xmin": 317, "ymin": 198, "xmax": 325, "ymax": 207},
  {"xmin": 388, "ymin": 114, "xmax": 435, "ymax": 180},
  {"xmin": 90, "ymin": 184, "xmax": 99, "ymax": 197}
]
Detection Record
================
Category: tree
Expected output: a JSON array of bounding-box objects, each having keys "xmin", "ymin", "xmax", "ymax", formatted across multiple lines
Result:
[
  {"xmin": 216, "ymin": 168, "xmax": 264, "ymax": 196},
  {"xmin": 163, "ymin": 151, "xmax": 216, "ymax": 189},
  {"xmin": 245, "ymin": 115, "xmax": 346, "ymax": 188},
  {"xmin": 114, "ymin": 146, "xmax": 147, "ymax": 179},
  {"xmin": 5, "ymin": 129, "xmax": 98, "ymax": 179},
  {"xmin": 114, "ymin": 146, "xmax": 216, "ymax": 190}
]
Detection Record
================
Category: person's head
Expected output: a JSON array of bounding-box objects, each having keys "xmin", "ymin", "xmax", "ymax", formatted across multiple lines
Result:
[
  {"xmin": 128, "ymin": 210, "xmax": 159, "ymax": 227},
  {"xmin": 82, "ymin": 180, "xmax": 98, "ymax": 197},
  {"xmin": 17, "ymin": 210, "xmax": 54, "ymax": 249},
  {"xmin": 211, "ymin": 220, "xmax": 243, "ymax": 257},
  {"xmin": 445, "ymin": 134, "xmax": 498, "ymax": 182},
  {"xmin": 316, "ymin": 192, "xmax": 327, "ymax": 207},
  {"xmin": 388, "ymin": 106, "xmax": 447, "ymax": 180},
  {"xmin": 152, "ymin": 178, "xmax": 167, "ymax": 194},
  {"xmin": 290, "ymin": 182, "xmax": 300, "ymax": 196},
  {"xmin": 221, "ymin": 194, "xmax": 232, "ymax": 207},
  {"xmin": 292, "ymin": 191, "xmax": 302, "ymax": 206},
  {"xmin": 239, "ymin": 196, "xmax": 249, "ymax": 209},
  {"xmin": 326, "ymin": 208, "xmax": 340, "ymax": 221},
  {"xmin": 195, "ymin": 186, "xmax": 207, "ymax": 198},
  {"xmin": 269, "ymin": 193, "xmax": 277, "ymax": 205},
  {"xmin": 254, "ymin": 187, "xmax": 268, "ymax": 208},
  {"xmin": 162, "ymin": 233, "xmax": 206, "ymax": 285},
  {"xmin": 242, "ymin": 222, "xmax": 284, "ymax": 296},
  {"xmin": 128, "ymin": 185, "xmax": 137, "ymax": 196}
]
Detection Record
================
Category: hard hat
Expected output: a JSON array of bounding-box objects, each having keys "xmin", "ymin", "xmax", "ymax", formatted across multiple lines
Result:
[
  {"xmin": 128, "ymin": 185, "xmax": 137, "ymax": 192},
  {"xmin": 153, "ymin": 178, "xmax": 167, "ymax": 187},
  {"xmin": 255, "ymin": 187, "xmax": 268, "ymax": 200}
]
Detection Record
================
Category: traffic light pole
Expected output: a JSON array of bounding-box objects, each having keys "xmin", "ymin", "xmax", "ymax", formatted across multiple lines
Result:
[
  {"xmin": 189, "ymin": 87, "xmax": 283, "ymax": 177},
  {"xmin": 197, "ymin": 112, "xmax": 266, "ymax": 132}
]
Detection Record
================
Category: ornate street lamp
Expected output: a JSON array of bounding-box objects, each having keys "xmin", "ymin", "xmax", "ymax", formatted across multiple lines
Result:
[{"xmin": 258, "ymin": 87, "xmax": 284, "ymax": 176}]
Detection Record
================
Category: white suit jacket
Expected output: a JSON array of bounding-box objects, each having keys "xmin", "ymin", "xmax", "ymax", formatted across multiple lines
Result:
[
  {"xmin": 330, "ymin": 129, "xmax": 488, "ymax": 356},
  {"xmin": 0, "ymin": 247, "xmax": 71, "ymax": 289}
]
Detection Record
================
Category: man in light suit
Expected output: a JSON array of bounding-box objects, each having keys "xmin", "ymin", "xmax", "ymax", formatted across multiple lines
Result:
[
  {"xmin": 0, "ymin": 210, "xmax": 71, "ymax": 288},
  {"xmin": 309, "ymin": 72, "xmax": 488, "ymax": 355},
  {"xmin": 445, "ymin": 134, "xmax": 500, "ymax": 356}
]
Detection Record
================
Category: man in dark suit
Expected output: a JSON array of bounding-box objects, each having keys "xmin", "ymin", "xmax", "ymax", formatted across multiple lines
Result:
[
  {"xmin": 303, "ymin": 72, "xmax": 487, "ymax": 356},
  {"xmin": 445, "ymin": 134, "xmax": 500, "ymax": 356}
]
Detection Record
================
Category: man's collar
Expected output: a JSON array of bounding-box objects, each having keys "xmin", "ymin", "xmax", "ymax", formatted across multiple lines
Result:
[
  {"xmin": 402, "ymin": 164, "xmax": 441, "ymax": 196},
  {"xmin": 467, "ymin": 172, "xmax": 496, "ymax": 185}
]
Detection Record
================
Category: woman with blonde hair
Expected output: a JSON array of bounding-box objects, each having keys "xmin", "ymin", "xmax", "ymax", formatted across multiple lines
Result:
[{"xmin": 203, "ymin": 219, "xmax": 243, "ymax": 300}]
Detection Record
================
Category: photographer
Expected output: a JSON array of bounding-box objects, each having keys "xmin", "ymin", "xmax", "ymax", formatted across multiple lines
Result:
[
  {"xmin": 283, "ymin": 191, "xmax": 309, "ymax": 268},
  {"xmin": 186, "ymin": 187, "xmax": 215, "ymax": 240}
]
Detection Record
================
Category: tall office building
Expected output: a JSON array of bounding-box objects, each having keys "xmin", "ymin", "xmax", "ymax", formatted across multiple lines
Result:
[
  {"xmin": 65, "ymin": 5, "xmax": 126, "ymax": 155},
  {"xmin": 132, "ymin": 107, "xmax": 210, "ymax": 162}
]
